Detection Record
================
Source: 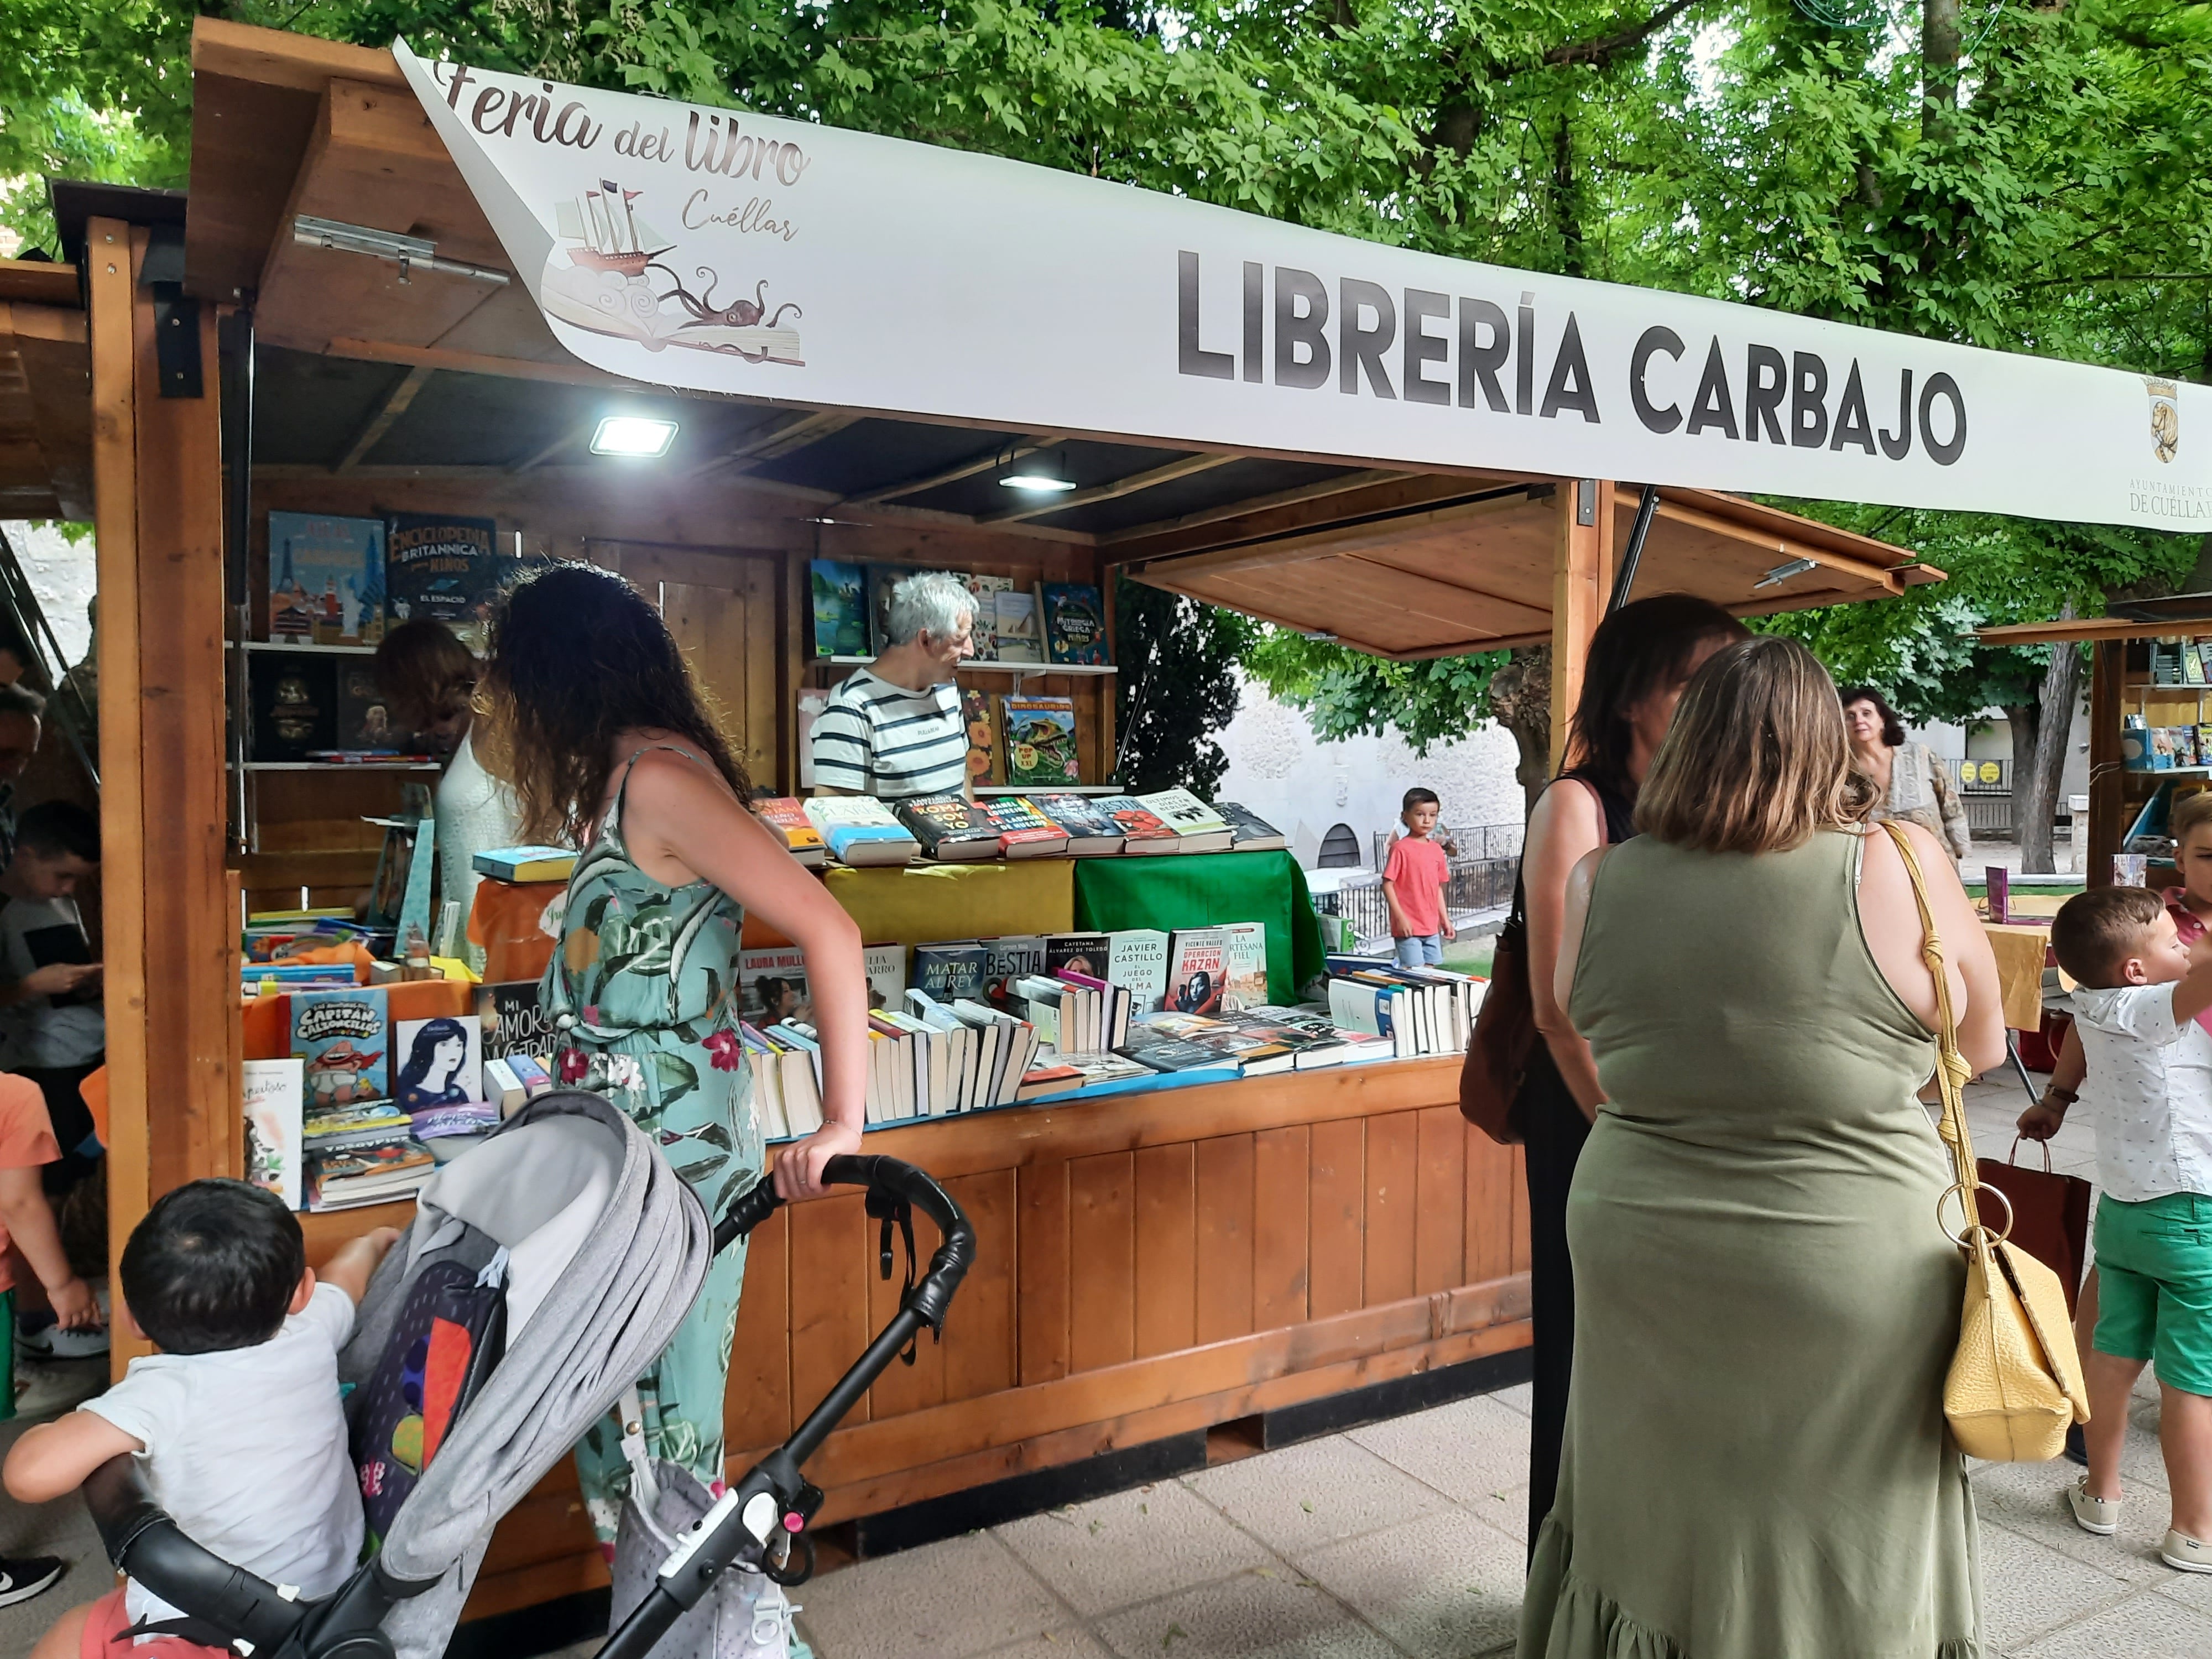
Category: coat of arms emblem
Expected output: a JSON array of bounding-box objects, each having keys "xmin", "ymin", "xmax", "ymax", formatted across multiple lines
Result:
[{"xmin": 2147, "ymin": 377, "xmax": 2179, "ymax": 464}]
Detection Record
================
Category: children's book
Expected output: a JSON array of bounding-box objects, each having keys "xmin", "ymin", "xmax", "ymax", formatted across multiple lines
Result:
[
  {"xmin": 961, "ymin": 688, "xmax": 999, "ymax": 787},
  {"xmin": 1026, "ymin": 794, "xmax": 1124, "ymax": 854},
  {"xmin": 385, "ymin": 512, "xmax": 504, "ymax": 651},
  {"xmin": 396, "ymin": 815, "xmax": 439, "ymax": 959},
  {"xmin": 306, "ymin": 1140, "xmax": 435, "ymax": 1211},
  {"xmin": 752, "ymin": 797, "xmax": 828, "ymax": 867},
  {"xmin": 1221, "ymin": 922, "xmax": 1269, "ymax": 1012},
  {"xmin": 808, "ymin": 560, "xmax": 869, "ymax": 658},
  {"xmin": 1000, "ymin": 696, "xmax": 1080, "ymax": 788},
  {"xmin": 912, "ymin": 942, "xmax": 989, "ymax": 1004},
  {"xmin": 959, "ymin": 574, "xmax": 1015, "ymax": 661},
  {"xmin": 802, "ymin": 796, "xmax": 921, "ymax": 865},
  {"xmin": 992, "ymin": 588, "xmax": 1047, "ymax": 664},
  {"xmin": 865, "ymin": 565, "xmax": 904, "ymax": 656},
  {"xmin": 268, "ymin": 512, "xmax": 387, "ymax": 646},
  {"xmin": 393, "ymin": 1015, "xmax": 483, "ymax": 1110},
  {"xmin": 292, "ymin": 986, "xmax": 391, "ymax": 1110},
  {"xmin": 1041, "ymin": 582, "xmax": 1109, "ymax": 665},
  {"xmin": 470, "ymin": 846, "xmax": 576, "ymax": 883},
  {"xmin": 250, "ymin": 651, "xmax": 338, "ymax": 762},
  {"xmin": 978, "ymin": 794, "xmax": 1067, "ymax": 857},
  {"xmin": 1165, "ymin": 928, "xmax": 1228, "ymax": 1017},
  {"xmin": 1215, "ymin": 802, "xmax": 1288, "ymax": 853},
  {"xmin": 243, "ymin": 1058, "xmax": 305, "ymax": 1210},
  {"xmin": 896, "ymin": 794, "xmax": 1001, "ymax": 861},
  {"xmin": 1095, "ymin": 795, "xmax": 1180, "ymax": 855},
  {"xmin": 740, "ymin": 945, "xmax": 812, "ymax": 1023}
]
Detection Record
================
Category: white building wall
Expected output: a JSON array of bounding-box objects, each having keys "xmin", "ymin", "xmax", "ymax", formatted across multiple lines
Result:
[
  {"xmin": 1212, "ymin": 671, "xmax": 1524, "ymax": 869},
  {"xmin": 0, "ymin": 521, "xmax": 97, "ymax": 665}
]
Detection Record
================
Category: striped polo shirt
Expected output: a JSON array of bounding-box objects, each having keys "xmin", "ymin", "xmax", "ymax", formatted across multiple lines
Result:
[{"xmin": 810, "ymin": 669, "xmax": 969, "ymax": 800}]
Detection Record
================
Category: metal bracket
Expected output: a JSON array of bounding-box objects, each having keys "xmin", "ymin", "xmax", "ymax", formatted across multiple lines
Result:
[
  {"xmin": 152, "ymin": 285, "xmax": 203, "ymax": 399},
  {"xmin": 1575, "ymin": 478, "xmax": 1598, "ymax": 527}
]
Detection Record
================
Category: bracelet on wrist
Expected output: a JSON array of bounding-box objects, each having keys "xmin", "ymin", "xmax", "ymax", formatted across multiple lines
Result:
[{"xmin": 2041, "ymin": 1084, "xmax": 2078, "ymax": 1108}]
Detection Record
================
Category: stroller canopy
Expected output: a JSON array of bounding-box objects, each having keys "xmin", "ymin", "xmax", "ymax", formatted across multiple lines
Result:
[{"xmin": 340, "ymin": 1091, "xmax": 713, "ymax": 1659}]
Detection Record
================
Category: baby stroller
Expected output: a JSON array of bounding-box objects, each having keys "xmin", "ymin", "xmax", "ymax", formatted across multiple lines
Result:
[{"xmin": 81, "ymin": 1091, "xmax": 975, "ymax": 1659}]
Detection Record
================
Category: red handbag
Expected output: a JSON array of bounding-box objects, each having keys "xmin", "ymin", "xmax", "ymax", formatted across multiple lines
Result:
[{"xmin": 1975, "ymin": 1135, "xmax": 2094, "ymax": 1316}]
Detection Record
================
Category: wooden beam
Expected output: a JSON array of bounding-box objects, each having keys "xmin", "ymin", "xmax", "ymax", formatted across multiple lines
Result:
[
  {"xmin": 2088, "ymin": 638, "xmax": 2124, "ymax": 890},
  {"xmin": 842, "ymin": 434, "xmax": 1064, "ymax": 505},
  {"xmin": 87, "ymin": 220, "xmax": 148, "ymax": 1379},
  {"xmin": 688, "ymin": 408, "xmax": 859, "ymax": 479},
  {"xmin": 1550, "ymin": 479, "xmax": 1614, "ymax": 768},
  {"xmin": 1133, "ymin": 486, "xmax": 1543, "ymax": 585},
  {"xmin": 1979, "ymin": 615, "xmax": 2208, "ymax": 646},
  {"xmin": 335, "ymin": 361, "xmax": 431, "ymax": 472},
  {"xmin": 1651, "ymin": 497, "xmax": 1902, "ymax": 592},
  {"xmin": 985, "ymin": 451, "xmax": 1235, "ymax": 526},
  {"xmin": 0, "ymin": 260, "xmax": 81, "ymax": 309},
  {"xmin": 191, "ymin": 14, "xmax": 406, "ymax": 93},
  {"xmin": 508, "ymin": 426, "xmax": 583, "ymax": 474},
  {"xmin": 1099, "ymin": 468, "xmax": 1408, "ymax": 549}
]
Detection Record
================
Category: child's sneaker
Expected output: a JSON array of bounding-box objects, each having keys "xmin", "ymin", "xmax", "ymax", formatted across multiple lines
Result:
[
  {"xmin": 2163, "ymin": 1529, "xmax": 2212, "ymax": 1573},
  {"xmin": 0, "ymin": 1556, "xmax": 64, "ymax": 1608},
  {"xmin": 2067, "ymin": 1477, "xmax": 2121, "ymax": 1536}
]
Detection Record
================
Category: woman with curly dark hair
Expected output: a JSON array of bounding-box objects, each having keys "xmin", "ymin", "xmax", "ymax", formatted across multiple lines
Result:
[{"xmin": 482, "ymin": 564, "xmax": 863, "ymax": 1646}]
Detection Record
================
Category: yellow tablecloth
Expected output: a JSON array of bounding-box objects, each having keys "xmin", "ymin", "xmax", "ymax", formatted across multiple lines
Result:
[
  {"xmin": 1984, "ymin": 921, "xmax": 2052, "ymax": 1032},
  {"xmin": 820, "ymin": 859, "xmax": 1076, "ymax": 952}
]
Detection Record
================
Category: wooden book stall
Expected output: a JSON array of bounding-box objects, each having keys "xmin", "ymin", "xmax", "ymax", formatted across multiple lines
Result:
[{"xmin": 3, "ymin": 14, "xmax": 1979, "ymax": 1630}]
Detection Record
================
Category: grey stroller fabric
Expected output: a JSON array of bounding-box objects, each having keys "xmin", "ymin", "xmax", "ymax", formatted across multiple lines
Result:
[
  {"xmin": 612, "ymin": 1457, "xmax": 785, "ymax": 1659},
  {"xmin": 338, "ymin": 1091, "xmax": 714, "ymax": 1659}
]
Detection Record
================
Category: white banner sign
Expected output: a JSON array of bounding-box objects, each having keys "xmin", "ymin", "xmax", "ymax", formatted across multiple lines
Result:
[{"xmin": 397, "ymin": 41, "xmax": 2208, "ymax": 531}]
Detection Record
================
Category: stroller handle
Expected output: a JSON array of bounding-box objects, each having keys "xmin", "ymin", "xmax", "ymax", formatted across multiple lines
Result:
[{"xmin": 717, "ymin": 1152, "xmax": 971, "ymax": 1255}]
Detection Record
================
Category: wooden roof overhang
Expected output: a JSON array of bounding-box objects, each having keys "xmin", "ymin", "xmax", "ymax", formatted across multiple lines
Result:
[
  {"xmin": 181, "ymin": 18, "xmax": 1937, "ymax": 647},
  {"xmin": 0, "ymin": 259, "xmax": 91, "ymax": 522}
]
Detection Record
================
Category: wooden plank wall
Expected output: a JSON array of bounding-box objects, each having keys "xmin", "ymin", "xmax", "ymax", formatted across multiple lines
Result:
[{"xmin": 461, "ymin": 1060, "xmax": 1530, "ymax": 1616}]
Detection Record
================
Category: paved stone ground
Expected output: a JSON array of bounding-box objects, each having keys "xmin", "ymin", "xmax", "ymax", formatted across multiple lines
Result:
[{"xmin": 2, "ymin": 1083, "xmax": 2201, "ymax": 1659}]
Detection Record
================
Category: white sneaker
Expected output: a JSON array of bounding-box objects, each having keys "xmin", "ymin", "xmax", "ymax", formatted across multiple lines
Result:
[
  {"xmin": 2068, "ymin": 1477, "xmax": 2121, "ymax": 1536},
  {"xmin": 2163, "ymin": 1529, "xmax": 2212, "ymax": 1573}
]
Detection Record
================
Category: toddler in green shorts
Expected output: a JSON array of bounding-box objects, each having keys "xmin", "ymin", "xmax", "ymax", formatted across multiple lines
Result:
[{"xmin": 2053, "ymin": 884, "xmax": 2212, "ymax": 1574}]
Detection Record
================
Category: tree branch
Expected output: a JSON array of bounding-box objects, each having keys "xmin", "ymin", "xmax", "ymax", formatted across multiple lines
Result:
[{"xmin": 1540, "ymin": 0, "xmax": 1705, "ymax": 70}]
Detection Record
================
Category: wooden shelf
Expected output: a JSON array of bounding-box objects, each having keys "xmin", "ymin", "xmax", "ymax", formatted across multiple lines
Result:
[
  {"xmin": 235, "ymin": 639, "xmax": 380, "ymax": 656},
  {"xmin": 811, "ymin": 655, "xmax": 1118, "ymax": 676}
]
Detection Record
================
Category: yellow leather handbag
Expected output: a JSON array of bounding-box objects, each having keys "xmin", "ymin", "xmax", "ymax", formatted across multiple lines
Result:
[{"xmin": 1882, "ymin": 823, "xmax": 2090, "ymax": 1462}]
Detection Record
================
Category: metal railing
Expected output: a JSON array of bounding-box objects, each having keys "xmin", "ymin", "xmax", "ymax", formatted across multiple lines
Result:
[{"xmin": 1315, "ymin": 821, "xmax": 1523, "ymax": 951}]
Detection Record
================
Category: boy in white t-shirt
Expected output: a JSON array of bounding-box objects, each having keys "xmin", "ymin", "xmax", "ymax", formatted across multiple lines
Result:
[
  {"xmin": 2051, "ymin": 884, "xmax": 2212, "ymax": 1575},
  {"xmin": 3, "ymin": 1180, "xmax": 397, "ymax": 1658}
]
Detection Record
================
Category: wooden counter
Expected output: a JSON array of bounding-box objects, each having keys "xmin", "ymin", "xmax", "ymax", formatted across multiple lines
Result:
[{"xmin": 410, "ymin": 1057, "xmax": 1528, "ymax": 1618}]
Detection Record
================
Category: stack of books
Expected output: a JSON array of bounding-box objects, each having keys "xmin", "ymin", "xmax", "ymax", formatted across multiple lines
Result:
[
  {"xmin": 1323, "ymin": 956, "xmax": 1485, "ymax": 1059},
  {"xmin": 301, "ymin": 1101, "xmax": 435, "ymax": 1212},
  {"xmin": 754, "ymin": 789, "xmax": 1285, "ymax": 868}
]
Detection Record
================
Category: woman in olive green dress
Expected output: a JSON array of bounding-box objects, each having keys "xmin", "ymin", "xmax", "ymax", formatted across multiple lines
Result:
[{"xmin": 1519, "ymin": 637, "xmax": 2008, "ymax": 1659}]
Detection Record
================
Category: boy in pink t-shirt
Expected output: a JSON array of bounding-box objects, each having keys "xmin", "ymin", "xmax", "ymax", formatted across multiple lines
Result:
[{"xmin": 1383, "ymin": 787, "xmax": 1455, "ymax": 968}]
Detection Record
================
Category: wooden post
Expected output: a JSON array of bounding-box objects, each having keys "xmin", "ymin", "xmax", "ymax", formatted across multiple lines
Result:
[
  {"xmin": 1548, "ymin": 479, "xmax": 1615, "ymax": 769},
  {"xmin": 93, "ymin": 223, "xmax": 239, "ymax": 1375},
  {"xmin": 2088, "ymin": 638, "xmax": 2125, "ymax": 890}
]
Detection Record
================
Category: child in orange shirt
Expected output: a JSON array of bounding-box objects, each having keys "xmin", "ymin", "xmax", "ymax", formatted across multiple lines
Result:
[{"xmin": 0, "ymin": 1072, "xmax": 98, "ymax": 1610}]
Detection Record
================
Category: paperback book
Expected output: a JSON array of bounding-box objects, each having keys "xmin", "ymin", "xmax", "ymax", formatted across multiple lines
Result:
[
  {"xmin": 802, "ymin": 796, "xmax": 921, "ymax": 865},
  {"xmin": 990, "ymin": 587, "xmax": 1046, "ymax": 664},
  {"xmin": 1026, "ymin": 794, "xmax": 1124, "ymax": 855},
  {"xmin": 393, "ymin": 1015, "xmax": 482, "ymax": 1110},
  {"xmin": 1136, "ymin": 787, "xmax": 1235, "ymax": 853},
  {"xmin": 385, "ymin": 512, "xmax": 504, "ymax": 651},
  {"xmin": 863, "ymin": 942, "xmax": 909, "ymax": 1012},
  {"xmin": 1041, "ymin": 582, "xmax": 1109, "ymax": 665},
  {"xmin": 740, "ymin": 945, "xmax": 813, "ymax": 1024},
  {"xmin": 332, "ymin": 661, "xmax": 409, "ymax": 753},
  {"xmin": 896, "ymin": 794, "xmax": 1001, "ymax": 861},
  {"xmin": 243, "ymin": 1058, "xmax": 305, "ymax": 1210},
  {"xmin": 959, "ymin": 575, "xmax": 1015, "ymax": 662},
  {"xmin": 475, "ymin": 980, "xmax": 556, "ymax": 1088},
  {"xmin": 1000, "ymin": 696, "xmax": 1080, "ymax": 788},
  {"xmin": 753, "ymin": 797, "xmax": 828, "ymax": 866},
  {"xmin": 1166, "ymin": 928, "xmax": 1228, "ymax": 1017},
  {"xmin": 1108, "ymin": 929, "xmax": 1171, "ymax": 1011},
  {"xmin": 983, "ymin": 935, "xmax": 1048, "ymax": 1011},
  {"xmin": 809, "ymin": 560, "xmax": 869, "ymax": 658},
  {"xmin": 913, "ymin": 942, "xmax": 990, "ymax": 1004},
  {"xmin": 1216, "ymin": 802, "xmax": 1288, "ymax": 853},
  {"xmin": 291, "ymin": 987, "xmax": 390, "ymax": 1110},
  {"xmin": 268, "ymin": 512, "xmax": 387, "ymax": 645},
  {"xmin": 1221, "ymin": 922, "xmax": 1269, "ymax": 1011},
  {"xmin": 249, "ymin": 652, "xmax": 338, "ymax": 762},
  {"xmin": 1045, "ymin": 933, "xmax": 1112, "ymax": 980},
  {"xmin": 961, "ymin": 687, "xmax": 999, "ymax": 786},
  {"xmin": 1095, "ymin": 795, "xmax": 1180, "ymax": 854},
  {"xmin": 471, "ymin": 846, "xmax": 576, "ymax": 883},
  {"xmin": 978, "ymin": 794, "xmax": 1067, "ymax": 857}
]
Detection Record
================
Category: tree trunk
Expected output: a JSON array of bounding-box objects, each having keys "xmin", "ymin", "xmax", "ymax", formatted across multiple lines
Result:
[
  {"xmin": 1923, "ymin": 0, "xmax": 1960, "ymax": 131},
  {"xmin": 2018, "ymin": 641, "xmax": 2083, "ymax": 874},
  {"xmin": 2002, "ymin": 702, "xmax": 2038, "ymax": 862},
  {"xmin": 1486, "ymin": 645, "xmax": 1553, "ymax": 818}
]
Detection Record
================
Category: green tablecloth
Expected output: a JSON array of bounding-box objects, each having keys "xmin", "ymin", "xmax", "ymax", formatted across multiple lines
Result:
[{"xmin": 1072, "ymin": 849, "xmax": 1323, "ymax": 1004}]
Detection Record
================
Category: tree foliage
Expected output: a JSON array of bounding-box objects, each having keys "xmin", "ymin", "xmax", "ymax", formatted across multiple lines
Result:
[{"xmin": 1111, "ymin": 575, "xmax": 1255, "ymax": 797}]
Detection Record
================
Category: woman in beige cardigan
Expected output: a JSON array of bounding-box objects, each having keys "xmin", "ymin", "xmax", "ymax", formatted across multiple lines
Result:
[{"xmin": 1841, "ymin": 685, "xmax": 1973, "ymax": 862}]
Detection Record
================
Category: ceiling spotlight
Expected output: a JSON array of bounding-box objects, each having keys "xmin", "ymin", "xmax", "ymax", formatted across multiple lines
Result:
[
  {"xmin": 999, "ymin": 471, "xmax": 1077, "ymax": 493},
  {"xmin": 591, "ymin": 415, "xmax": 679, "ymax": 458}
]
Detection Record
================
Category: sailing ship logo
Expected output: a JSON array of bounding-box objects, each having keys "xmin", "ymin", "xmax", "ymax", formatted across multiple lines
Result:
[{"xmin": 539, "ymin": 180, "xmax": 804, "ymax": 365}]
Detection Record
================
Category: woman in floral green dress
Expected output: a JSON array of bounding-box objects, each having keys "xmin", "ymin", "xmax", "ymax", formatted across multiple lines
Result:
[{"xmin": 483, "ymin": 566, "xmax": 868, "ymax": 1604}]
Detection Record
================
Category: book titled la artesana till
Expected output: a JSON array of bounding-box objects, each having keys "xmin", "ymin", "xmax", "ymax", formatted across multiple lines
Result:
[{"xmin": 753, "ymin": 797, "xmax": 828, "ymax": 865}]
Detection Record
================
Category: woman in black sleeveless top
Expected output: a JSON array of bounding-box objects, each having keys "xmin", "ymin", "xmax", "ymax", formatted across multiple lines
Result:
[{"xmin": 1516, "ymin": 595, "xmax": 1747, "ymax": 1552}]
